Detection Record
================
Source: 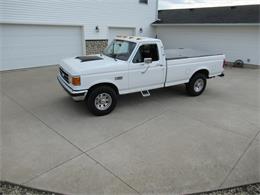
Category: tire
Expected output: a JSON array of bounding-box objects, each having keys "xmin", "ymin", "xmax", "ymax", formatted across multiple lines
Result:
[
  {"xmin": 186, "ymin": 73, "xmax": 207, "ymax": 96},
  {"xmin": 233, "ymin": 59, "xmax": 244, "ymax": 68},
  {"xmin": 86, "ymin": 86, "xmax": 117, "ymax": 116}
]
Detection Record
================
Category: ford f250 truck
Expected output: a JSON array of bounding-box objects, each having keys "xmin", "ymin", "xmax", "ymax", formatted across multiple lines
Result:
[{"xmin": 58, "ymin": 36, "xmax": 225, "ymax": 116}]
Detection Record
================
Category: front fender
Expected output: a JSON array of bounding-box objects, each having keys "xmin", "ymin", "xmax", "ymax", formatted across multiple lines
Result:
[{"xmin": 87, "ymin": 79, "xmax": 119, "ymax": 89}]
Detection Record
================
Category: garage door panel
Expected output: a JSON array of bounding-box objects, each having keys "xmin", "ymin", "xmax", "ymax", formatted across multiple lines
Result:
[
  {"xmin": 1, "ymin": 24, "xmax": 83, "ymax": 71},
  {"xmin": 0, "ymin": 26, "xmax": 3, "ymax": 69},
  {"xmin": 157, "ymin": 26, "xmax": 260, "ymax": 65},
  {"xmin": 3, "ymin": 50, "xmax": 77, "ymax": 61},
  {"xmin": 3, "ymin": 40, "xmax": 81, "ymax": 51}
]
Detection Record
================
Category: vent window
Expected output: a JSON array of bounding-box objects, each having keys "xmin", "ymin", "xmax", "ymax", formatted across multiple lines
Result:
[{"xmin": 139, "ymin": 0, "xmax": 148, "ymax": 4}]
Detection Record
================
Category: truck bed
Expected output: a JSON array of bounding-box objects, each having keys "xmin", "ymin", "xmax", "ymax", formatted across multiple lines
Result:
[{"xmin": 165, "ymin": 48, "xmax": 223, "ymax": 60}]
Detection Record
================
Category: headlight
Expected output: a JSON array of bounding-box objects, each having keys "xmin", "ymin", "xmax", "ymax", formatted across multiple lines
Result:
[{"xmin": 70, "ymin": 76, "xmax": 81, "ymax": 86}]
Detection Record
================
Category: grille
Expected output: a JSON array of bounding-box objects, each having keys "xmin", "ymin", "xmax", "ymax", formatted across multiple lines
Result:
[{"xmin": 59, "ymin": 68, "xmax": 69, "ymax": 83}]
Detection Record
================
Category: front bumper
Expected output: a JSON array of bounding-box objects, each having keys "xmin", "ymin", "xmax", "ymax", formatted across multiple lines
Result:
[{"xmin": 57, "ymin": 75, "xmax": 87, "ymax": 101}]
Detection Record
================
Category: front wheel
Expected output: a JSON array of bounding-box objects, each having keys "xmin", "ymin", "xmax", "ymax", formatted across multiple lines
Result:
[
  {"xmin": 87, "ymin": 86, "xmax": 117, "ymax": 116},
  {"xmin": 186, "ymin": 73, "xmax": 207, "ymax": 96}
]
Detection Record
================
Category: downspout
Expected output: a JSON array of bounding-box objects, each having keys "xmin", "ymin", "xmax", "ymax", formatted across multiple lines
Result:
[{"xmin": 153, "ymin": 0, "xmax": 159, "ymax": 38}]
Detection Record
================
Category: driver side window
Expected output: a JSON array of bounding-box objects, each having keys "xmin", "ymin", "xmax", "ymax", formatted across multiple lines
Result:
[{"xmin": 133, "ymin": 44, "xmax": 159, "ymax": 63}]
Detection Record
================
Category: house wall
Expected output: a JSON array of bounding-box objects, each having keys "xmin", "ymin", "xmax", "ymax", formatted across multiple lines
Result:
[
  {"xmin": 155, "ymin": 25, "xmax": 260, "ymax": 66},
  {"xmin": 1, "ymin": 0, "xmax": 157, "ymax": 40},
  {"xmin": 0, "ymin": 0, "xmax": 158, "ymax": 70}
]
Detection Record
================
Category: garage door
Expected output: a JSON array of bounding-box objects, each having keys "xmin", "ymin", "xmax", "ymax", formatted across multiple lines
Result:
[
  {"xmin": 108, "ymin": 27, "xmax": 135, "ymax": 44},
  {"xmin": 156, "ymin": 26, "xmax": 260, "ymax": 65},
  {"xmin": 0, "ymin": 24, "xmax": 83, "ymax": 71}
]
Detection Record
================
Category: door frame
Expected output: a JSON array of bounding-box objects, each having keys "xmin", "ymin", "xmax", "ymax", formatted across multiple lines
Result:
[{"xmin": 127, "ymin": 41, "xmax": 166, "ymax": 91}]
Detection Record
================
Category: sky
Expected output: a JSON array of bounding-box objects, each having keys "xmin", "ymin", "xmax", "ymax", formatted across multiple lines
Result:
[{"xmin": 159, "ymin": 0, "xmax": 260, "ymax": 9}]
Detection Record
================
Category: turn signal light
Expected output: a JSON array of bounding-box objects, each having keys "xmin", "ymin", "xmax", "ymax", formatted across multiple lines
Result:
[
  {"xmin": 71, "ymin": 76, "xmax": 81, "ymax": 86},
  {"xmin": 223, "ymin": 60, "xmax": 227, "ymax": 68}
]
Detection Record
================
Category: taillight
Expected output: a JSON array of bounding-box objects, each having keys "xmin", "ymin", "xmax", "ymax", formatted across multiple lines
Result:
[{"xmin": 223, "ymin": 60, "xmax": 226, "ymax": 68}]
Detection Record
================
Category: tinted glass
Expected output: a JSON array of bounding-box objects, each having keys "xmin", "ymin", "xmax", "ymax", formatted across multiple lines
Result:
[{"xmin": 133, "ymin": 44, "xmax": 159, "ymax": 63}]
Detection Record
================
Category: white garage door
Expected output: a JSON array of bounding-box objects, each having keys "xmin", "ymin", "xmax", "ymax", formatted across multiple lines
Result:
[
  {"xmin": 0, "ymin": 24, "xmax": 83, "ymax": 71},
  {"xmin": 156, "ymin": 26, "xmax": 260, "ymax": 65},
  {"xmin": 108, "ymin": 27, "xmax": 135, "ymax": 44}
]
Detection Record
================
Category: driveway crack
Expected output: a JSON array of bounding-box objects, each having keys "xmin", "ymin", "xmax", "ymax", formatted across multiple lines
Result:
[
  {"xmin": 5, "ymin": 93, "xmax": 85, "ymax": 153},
  {"xmin": 84, "ymin": 152, "xmax": 141, "ymax": 194},
  {"xmin": 219, "ymin": 130, "xmax": 260, "ymax": 188},
  {"xmin": 85, "ymin": 109, "xmax": 168, "ymax": 153},
  {"xmin": 4, "ymin": 93, "xmax": 159, "ymax": 194}
]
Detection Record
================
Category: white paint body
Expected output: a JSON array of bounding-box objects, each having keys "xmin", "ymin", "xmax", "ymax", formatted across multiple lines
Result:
[
  {"xmin": 154, "ymin": 25, "xmax": 260, "ymax": 66},
  {"xmin": 58, "ymin": 37, "xmax": 225, "ymax": 101}
]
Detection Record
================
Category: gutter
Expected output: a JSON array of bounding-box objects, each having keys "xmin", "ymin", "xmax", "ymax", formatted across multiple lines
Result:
[{"xmin": 151, "ymin": 23, "xmax": 260, "ymax": 27}]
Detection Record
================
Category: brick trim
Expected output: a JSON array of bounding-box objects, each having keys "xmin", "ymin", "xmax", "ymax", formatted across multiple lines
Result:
[{"xmin": 85, "ymin": 40, "xmax": 108, "ymax": 55}]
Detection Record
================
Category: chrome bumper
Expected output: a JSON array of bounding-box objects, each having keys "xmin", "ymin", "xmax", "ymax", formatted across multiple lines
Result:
[{"xmin": 57, "ymin": 75, "xmax": 87, "ymax": 101}]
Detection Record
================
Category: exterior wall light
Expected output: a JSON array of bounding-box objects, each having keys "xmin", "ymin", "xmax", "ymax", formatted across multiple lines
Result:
[
  {"xmin": 139, "ymin": 27, "xmax": 143, "ymax": 34},
  {"xmin": 95, "ymin": 26, "xmax": 100, "ymax": 33}
]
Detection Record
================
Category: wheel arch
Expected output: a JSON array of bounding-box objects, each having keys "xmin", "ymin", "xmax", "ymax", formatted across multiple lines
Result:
[
  {"xmin": 190, "ymin": 68, "xmax": 210, "ymax": 79},
  {"xmin": 88, "ymin": 82, "xmax": 119, "ymax": 95}
]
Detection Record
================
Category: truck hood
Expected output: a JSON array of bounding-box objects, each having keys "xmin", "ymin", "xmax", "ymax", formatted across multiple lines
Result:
[{"xmin": 60, "ymin": 55, "xmax": 126, "ymax": 75}]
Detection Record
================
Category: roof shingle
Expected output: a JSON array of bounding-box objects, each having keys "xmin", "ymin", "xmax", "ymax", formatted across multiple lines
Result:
[{"xmin": 153, "ymin": 5, "xmax": 260, "ymax": 24}]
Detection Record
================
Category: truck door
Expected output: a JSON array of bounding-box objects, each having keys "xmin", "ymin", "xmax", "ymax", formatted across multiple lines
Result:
[{"xmin": 129, "ymin": 43, "xmax": 165, "ymax": 91}]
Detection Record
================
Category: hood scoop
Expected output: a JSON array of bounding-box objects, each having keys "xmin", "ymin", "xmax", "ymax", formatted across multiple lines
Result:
[{"xmin": 76, "ymin": 56, "xmax": 103, "ymax": 62}]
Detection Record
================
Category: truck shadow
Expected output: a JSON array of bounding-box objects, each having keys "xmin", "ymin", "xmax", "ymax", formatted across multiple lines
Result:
[
  {"xmin": 117, "ymin": 85, "xmax": 187, "ymax": 108},
  {"xmin": 58, "ymin": 84, "xmax": 189, "ymax": 117}
]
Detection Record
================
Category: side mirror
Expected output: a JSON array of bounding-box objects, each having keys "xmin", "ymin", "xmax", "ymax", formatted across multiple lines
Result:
[{"xmin": 144, "ymin": 58, "xmax": 152, "ymax": 64}]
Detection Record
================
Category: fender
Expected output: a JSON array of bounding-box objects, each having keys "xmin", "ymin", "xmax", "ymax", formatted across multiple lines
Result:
[
  {"xmin": 86, "ymin": 79, "xmax": 121, "ymax": 93},
  {"xmin": 189, "ymin": 67, "xmax": 210, "ymax": 79}
]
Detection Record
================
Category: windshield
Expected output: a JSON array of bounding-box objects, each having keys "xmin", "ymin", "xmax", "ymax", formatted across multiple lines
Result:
[{"xmin": 103, "ymin": 40, "xmax": 136, "ymax": 61}]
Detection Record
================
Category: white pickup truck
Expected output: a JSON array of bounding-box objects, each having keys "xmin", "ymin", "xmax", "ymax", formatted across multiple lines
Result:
[{"xmin": 58, "ymin": 36, "xmax": 225, "ymax": 116}]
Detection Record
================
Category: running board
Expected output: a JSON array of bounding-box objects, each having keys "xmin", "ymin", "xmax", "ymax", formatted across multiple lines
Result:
[{"xmin": 141, "ymin": 90, "xmax": 150, "ymax": 97}]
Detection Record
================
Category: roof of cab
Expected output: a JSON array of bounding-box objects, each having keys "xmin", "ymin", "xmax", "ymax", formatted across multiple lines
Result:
[{"xmin": 115, "ymin": 35, "xmax": 159, "ymax": 43}]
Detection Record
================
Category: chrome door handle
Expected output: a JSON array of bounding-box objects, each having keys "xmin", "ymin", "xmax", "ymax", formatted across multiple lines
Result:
[{"xmin": 157, "ymin": 64, "xmax": 164, "ymax": 67}]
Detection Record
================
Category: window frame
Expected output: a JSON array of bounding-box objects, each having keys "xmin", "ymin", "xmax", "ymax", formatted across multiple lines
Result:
[{"xmin": 132, "ymin": 43, "xmax": 160, "ymax": 64}]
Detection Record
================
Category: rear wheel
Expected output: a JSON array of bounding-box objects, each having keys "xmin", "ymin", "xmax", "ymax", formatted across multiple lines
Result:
[
  {"xmin": 186, "ymin": 73, "xmax": 207, "ymax": 96},
  {"xmin": 87, "ymin": 86, "xmax": 117, "ymax": 116}
]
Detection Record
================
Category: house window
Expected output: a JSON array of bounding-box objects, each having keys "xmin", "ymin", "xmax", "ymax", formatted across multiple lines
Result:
[{"xmin": 139, "ymin": 0, "xmax": 148, "ymax": 4}]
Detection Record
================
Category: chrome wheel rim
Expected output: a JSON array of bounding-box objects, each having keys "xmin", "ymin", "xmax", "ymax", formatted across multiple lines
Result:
[
  {"xmin": 94, "ymin": 93, "xmax": 112, "ymax": 111},
  {"xmin": 194, "ymin": 79, "xmax": 204, "ymax": 93}
]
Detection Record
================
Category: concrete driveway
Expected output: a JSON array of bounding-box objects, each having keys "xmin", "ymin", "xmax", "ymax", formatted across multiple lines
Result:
[{"xmin": 1, "ymin": 66, "xmax": 259, "ymax": 194}]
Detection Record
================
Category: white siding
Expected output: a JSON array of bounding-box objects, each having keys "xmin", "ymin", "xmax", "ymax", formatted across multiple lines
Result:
[
  {"xmin": 108, "ymin": 27, "xmax": 135, "ymax": 43},
  {"xmin": 0, "ymin": 0, "xmax": 157, "ymax": 39},
  {"xmin": 155, "ymin": 26, "xmax": 260, "ymax": 65}
]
